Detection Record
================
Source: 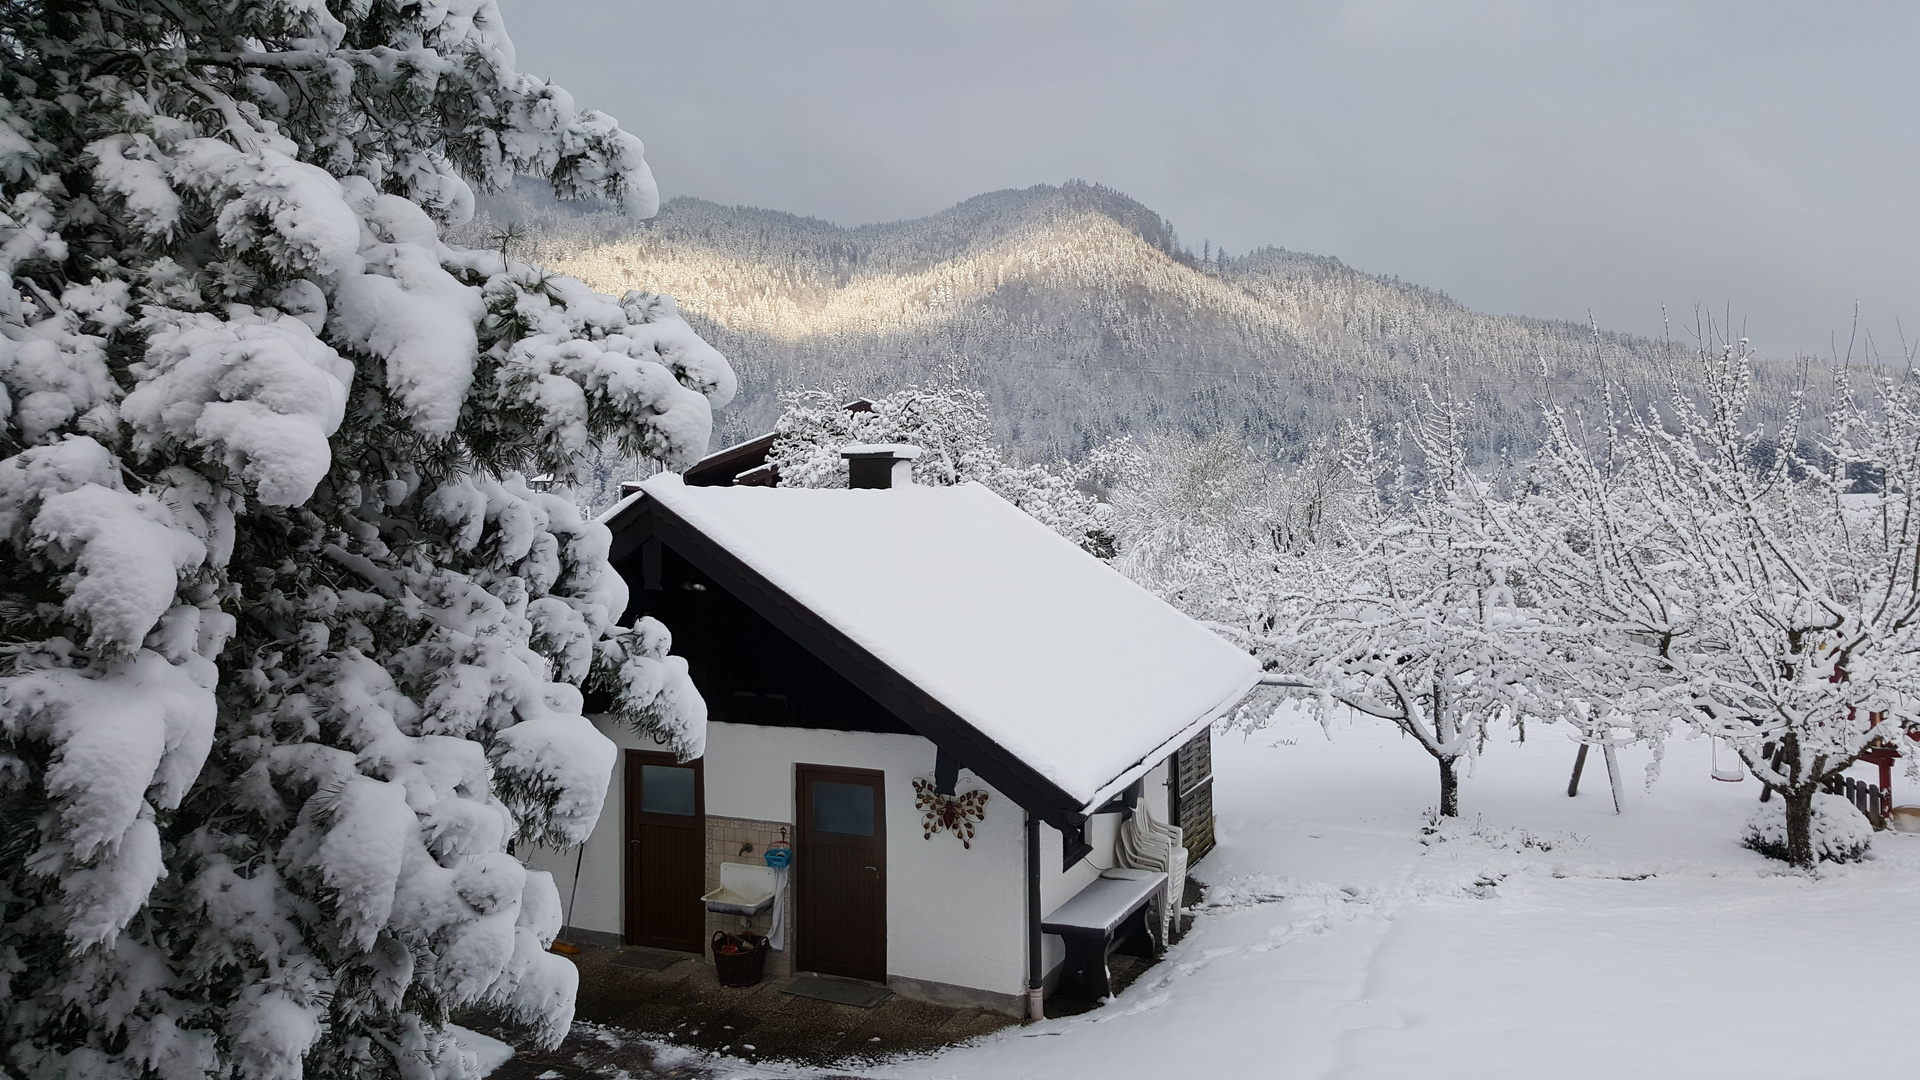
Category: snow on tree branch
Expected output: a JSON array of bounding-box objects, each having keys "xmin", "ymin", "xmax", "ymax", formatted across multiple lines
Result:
[{"xmin": 1, "ymin": 2, "xmax": 730, "ymax": 1074}]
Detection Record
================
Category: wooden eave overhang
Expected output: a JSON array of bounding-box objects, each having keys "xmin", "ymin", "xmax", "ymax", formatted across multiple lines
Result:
[
  {"xmin": 682, "ymin": 432, "xmax": 778, "ymax": 487},
  {"xmin": 605, "ymin": 493, "xmax": 1092, "ymax": 831}
]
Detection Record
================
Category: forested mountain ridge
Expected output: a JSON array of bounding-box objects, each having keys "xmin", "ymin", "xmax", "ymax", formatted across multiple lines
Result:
[{"xmin": 455, "ymin": 181, "xmax": 1811, "ymax": 461}]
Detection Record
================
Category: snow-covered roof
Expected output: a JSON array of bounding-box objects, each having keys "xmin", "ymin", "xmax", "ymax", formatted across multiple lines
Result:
[{"xmin": 632, "ymin": 474, "xmax": 1260, "ymax": 812}]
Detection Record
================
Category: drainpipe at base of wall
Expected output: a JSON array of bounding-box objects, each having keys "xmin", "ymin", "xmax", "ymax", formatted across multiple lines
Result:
[{"xmin": 1025, "ymin": 813, "xmax": 1045, "ymax": 1022}]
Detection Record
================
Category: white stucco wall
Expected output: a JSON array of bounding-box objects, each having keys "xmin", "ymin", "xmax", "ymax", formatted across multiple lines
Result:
[
  {"xmin": 702, "ymin": 721, "xmax": 1030, "ymax": 996},
  {"xmin": 526, "ymin": 719, "xmax": 1181, "ymax": 1001},
  {"xmin": 528, "ymin": 719, "xmax": 1031, "ymax": 998}
]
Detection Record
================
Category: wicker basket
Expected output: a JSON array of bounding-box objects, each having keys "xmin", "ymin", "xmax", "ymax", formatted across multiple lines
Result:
[{"xmin": 712, "ymin": 931, "xmax": 768, "ymax": 987}]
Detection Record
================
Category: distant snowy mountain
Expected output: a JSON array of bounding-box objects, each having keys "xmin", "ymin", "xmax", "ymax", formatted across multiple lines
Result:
[{"xmin": 453, "ymin": 181, "xmax": 1810, "ymax": 462}]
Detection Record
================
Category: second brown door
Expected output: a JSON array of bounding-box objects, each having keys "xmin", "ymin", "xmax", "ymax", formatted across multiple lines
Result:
[{"xmin": 795, "ymin": 765, "xmax": 886, "ymax": 982}]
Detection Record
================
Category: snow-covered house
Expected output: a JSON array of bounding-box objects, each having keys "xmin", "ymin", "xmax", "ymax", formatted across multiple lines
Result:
[{"xmin": 529, "ymin": 445, "xmax": 1258, "ymax": 1015}]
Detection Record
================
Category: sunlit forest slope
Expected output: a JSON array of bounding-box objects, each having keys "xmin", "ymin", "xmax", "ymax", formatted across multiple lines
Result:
[{"xmin": 454, "ymin": 181, "xmax": 1814, "ymax": 462}]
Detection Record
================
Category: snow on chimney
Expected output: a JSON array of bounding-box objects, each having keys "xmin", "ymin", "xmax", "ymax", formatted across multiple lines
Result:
[{"xmin": 841, "ymin": 443, "xmax": 922, "ymax": 489}]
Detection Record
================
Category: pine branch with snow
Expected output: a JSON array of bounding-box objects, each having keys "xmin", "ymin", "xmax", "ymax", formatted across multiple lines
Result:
[{"xmin": 0, "ymin": 3, "xmax": 729, "ymax": 1076}]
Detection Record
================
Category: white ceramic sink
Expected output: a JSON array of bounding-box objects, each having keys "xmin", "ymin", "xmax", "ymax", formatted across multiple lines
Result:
[{"xmin": 702, "ymin": 862, "xmax": 778, "ymax": 917}]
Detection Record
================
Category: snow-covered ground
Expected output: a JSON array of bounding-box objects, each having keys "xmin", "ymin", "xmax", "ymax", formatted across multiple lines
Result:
[{"xmin": 889, "ymin": 710, "xmax": 1920, "ymax": 1080}]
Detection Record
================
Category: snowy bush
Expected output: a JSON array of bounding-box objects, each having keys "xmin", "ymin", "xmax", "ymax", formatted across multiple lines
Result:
[
  {"xmin": 1743, "ymin": 794, "xmax": 1874, "ymax": 865},
  {"xmin": 0, "ymin": 3, "xmax": 726, "ymax": 1076}
]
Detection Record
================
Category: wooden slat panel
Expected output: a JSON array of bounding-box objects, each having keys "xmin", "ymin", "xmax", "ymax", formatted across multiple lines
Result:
[
  {"xmin": 799, "ymin": 837, "xmax": 885, "ymax": 976},
  {"xmin": 1179, "ymin": 779, "xmax": 1216, "ymax": 860},
  {"xmin": 1173, "ymin": 729, "xmax": 1216, "ymax": 861},
  {"xmin": 635, "ymin": 547, "xmax": 914, "ymax": 736},
  {"xmin": 1823, "ymin": 772, "xmax": 1889, "ymax": 831}
]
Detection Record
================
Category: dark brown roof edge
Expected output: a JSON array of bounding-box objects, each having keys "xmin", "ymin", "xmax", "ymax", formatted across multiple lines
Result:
[{"xmin": 683, "ymin": 431, "xmax": 778, "ymax": 487}]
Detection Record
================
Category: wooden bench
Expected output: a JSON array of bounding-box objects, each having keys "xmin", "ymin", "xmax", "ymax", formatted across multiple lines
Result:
[{"xmin": 1041, "ymin": 868, "xmax": 1167, "ymax": 1000}]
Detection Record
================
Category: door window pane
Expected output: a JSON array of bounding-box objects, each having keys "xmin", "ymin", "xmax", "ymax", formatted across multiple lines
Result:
[
  {"xmin": 813, "ymin": 780, "xmax": 876, "ymax": 835},
  {"xmin": 641, "ymin": 764, "xmax": 696, "ymax": 815}
]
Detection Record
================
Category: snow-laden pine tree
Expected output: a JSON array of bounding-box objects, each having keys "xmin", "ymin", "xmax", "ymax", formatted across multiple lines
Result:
[
  {"xmin": 0, "ymin": 3, "xmax": 729, "ymax": 1076},
  {"xmin": 767, "ymin": 380, "xmax": 1111, "ymax": 552}
]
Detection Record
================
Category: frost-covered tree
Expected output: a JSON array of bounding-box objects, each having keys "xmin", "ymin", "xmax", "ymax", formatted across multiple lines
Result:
[
  {"xmin": 1091, "ymin": 428, "xmax": 1368, "ymax": 588},
  {"xmin": 0, "ymin": 3, "xmax": 729, "ymax": 1076},
  {"xmin": 1092, "ymin": 403, "xmax": 1673, "ymax": 818},
  {"xmin": 1087, "ymin": 430, "xmax": 1308, "ymax": 627},
  {"xmin": 1266, "ymin": 397, "xmax": 1549, "ymax": 816},
  {"xmin": 1525, "ymin": 344, "xmax": 1920, "ymax": 867},
  {"xmin": 767, "ymin": 380, "xmax": 1111, "ymax": 552},
  {"xmin": 1088, "ymin": 405, "xmax": 1545, "ymax": 817}
]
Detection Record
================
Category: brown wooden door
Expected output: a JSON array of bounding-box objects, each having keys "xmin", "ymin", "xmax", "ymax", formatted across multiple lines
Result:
[
  {"xmin": 624, "ymin": 750, "xmax": 705, "ymax": 952},
  {"xmin": 795, "ymin": 765, "xmax": 886, "ymax": 982}
]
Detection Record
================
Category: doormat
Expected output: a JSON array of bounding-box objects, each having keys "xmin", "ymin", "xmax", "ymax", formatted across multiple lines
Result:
[
  {"xmin": 781, "ymin": 975, "xmax": 893, "ymax": 1008},
  {"xmin": 609, "ymin": 948, "xmax": 682, "ymax": 972}
]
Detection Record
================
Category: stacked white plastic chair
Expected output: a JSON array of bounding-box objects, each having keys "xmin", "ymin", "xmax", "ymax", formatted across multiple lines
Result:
[{"xmin": 1115, "ymin": 796, "xmax": 1187, "ymax": 948}]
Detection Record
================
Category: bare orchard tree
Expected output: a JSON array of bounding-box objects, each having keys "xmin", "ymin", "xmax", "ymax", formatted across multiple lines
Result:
[
  {"xmin": 1511, "ymin": 388, "xmax": 1692, "ymax": 790},
  {"xmin": 1526, "ymin": 341, "xmax": 1920, "ymax": 867},
  {"xmin": 1268, "ymin": 395, "xmax": 1548, "ymax": 816}
]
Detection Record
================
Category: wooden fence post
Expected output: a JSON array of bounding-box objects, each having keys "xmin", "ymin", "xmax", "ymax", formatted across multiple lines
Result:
[{"xmin": 1567, "ymin": 745, "xmax": 1590, "ymax": 798}]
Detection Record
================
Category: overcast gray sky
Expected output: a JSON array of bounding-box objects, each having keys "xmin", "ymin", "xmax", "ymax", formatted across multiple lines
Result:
[{"xmin": 498, "ymin": 1, "xmax": 1917, "ymax": 358}]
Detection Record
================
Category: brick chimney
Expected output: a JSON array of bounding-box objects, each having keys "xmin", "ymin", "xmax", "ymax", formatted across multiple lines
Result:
[{"xmin": 841, "ymin": 444, "xmax": 921, "ymax": 489}]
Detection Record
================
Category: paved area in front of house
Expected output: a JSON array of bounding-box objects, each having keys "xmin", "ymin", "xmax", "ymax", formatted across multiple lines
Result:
[
  {"xmin": 468, "ymin": 942, "xmax": 1036, "ymax": 1078},
  {"xmin": 467, "ymin": 894, "xmax": 1189, "ymax": 1078}
]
